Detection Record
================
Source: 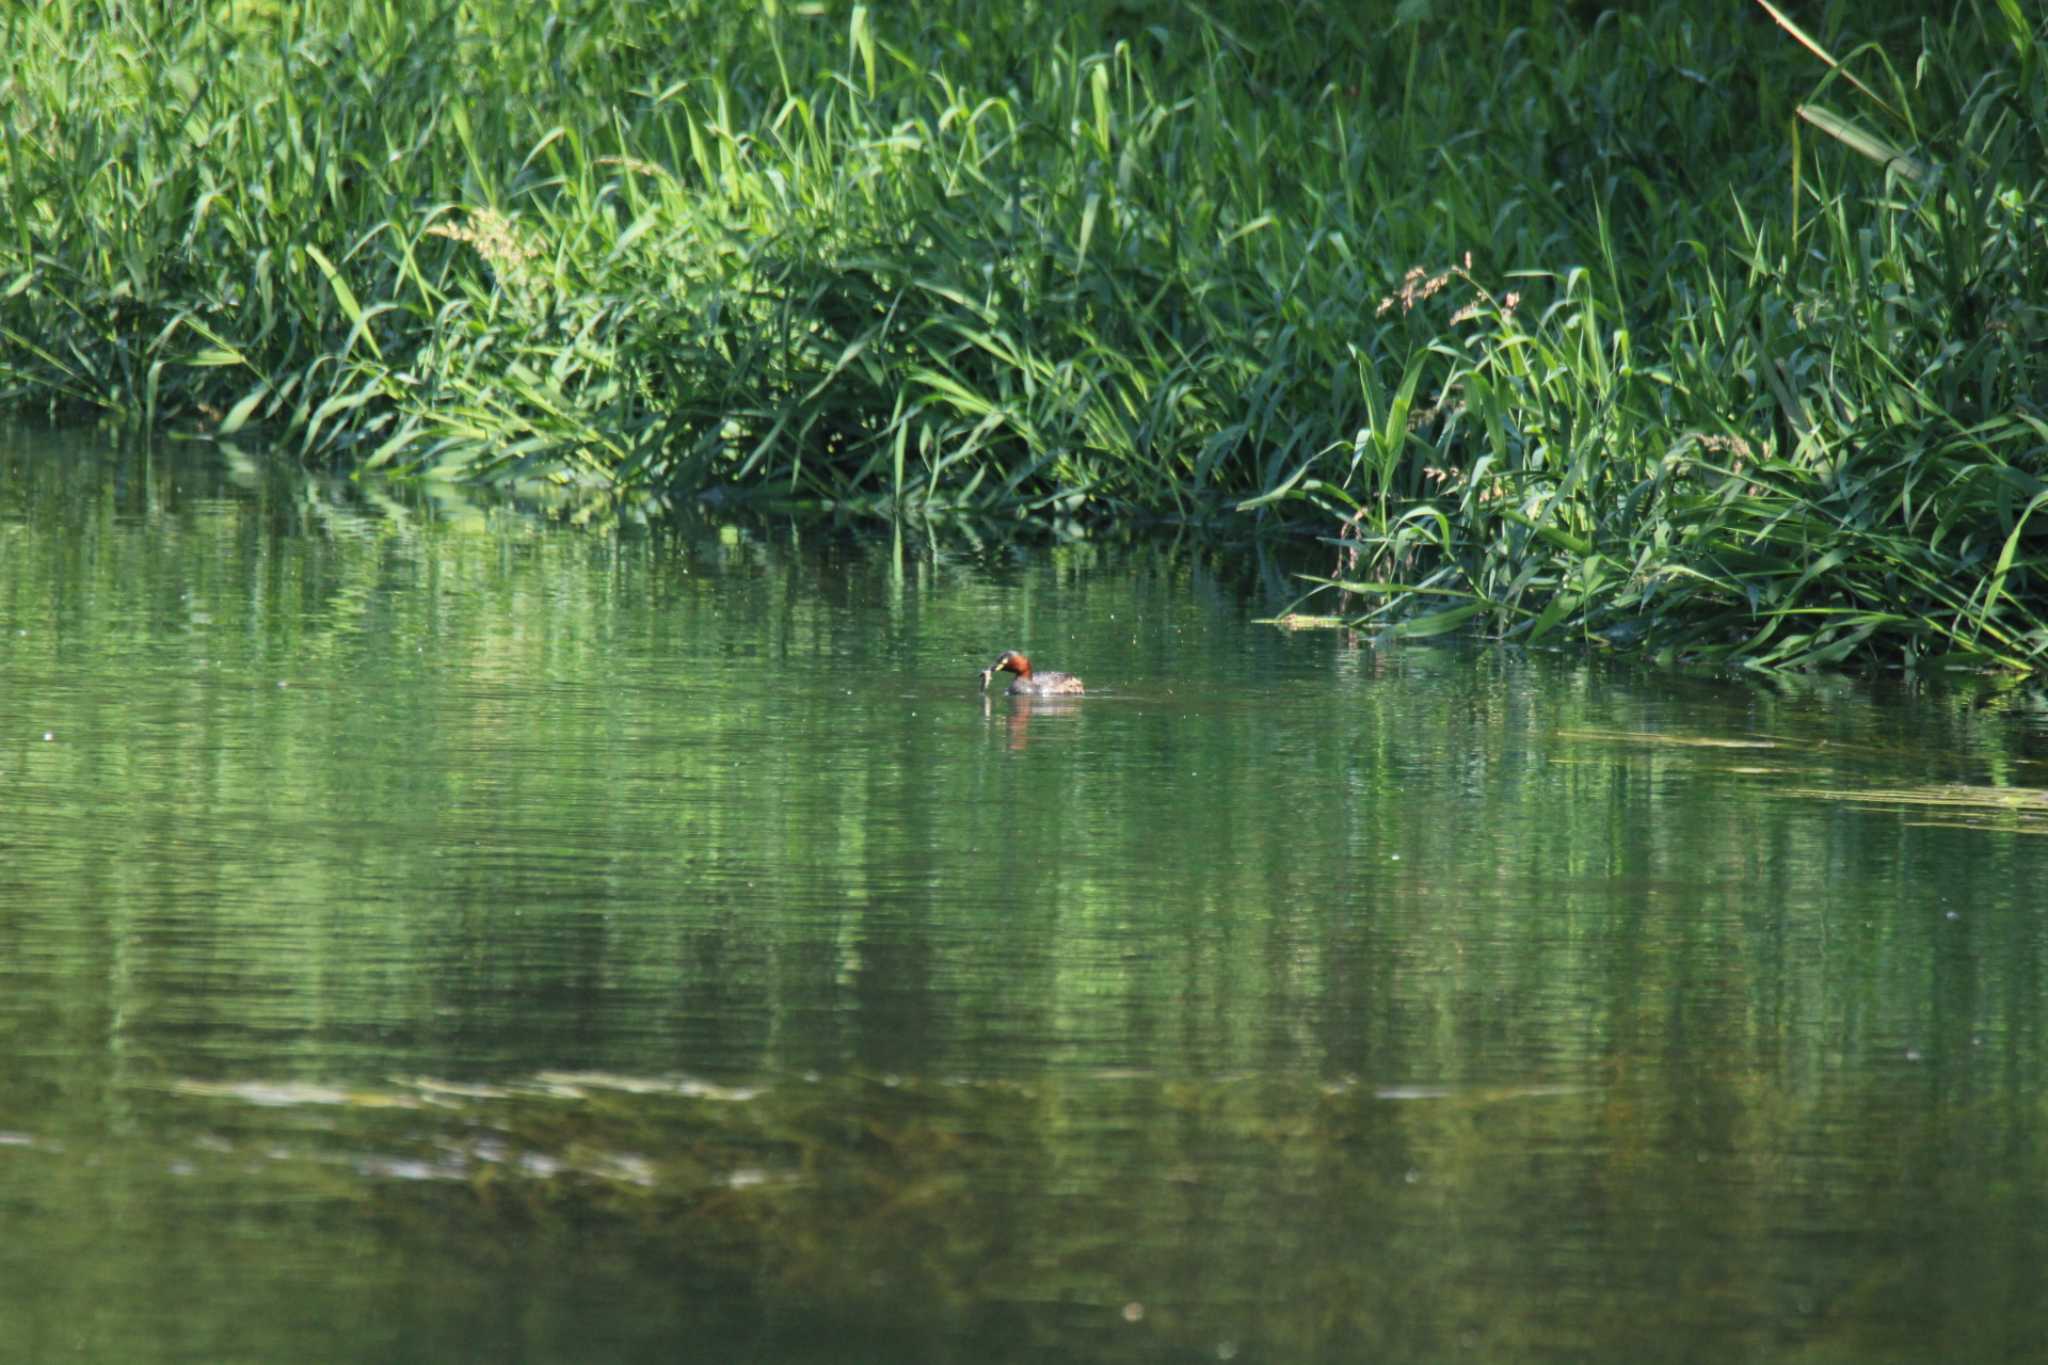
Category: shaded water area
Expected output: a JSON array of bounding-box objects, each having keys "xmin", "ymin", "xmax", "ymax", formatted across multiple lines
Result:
[{"xmin": 5, "ymin": 430, "xmax": 2048, "ymax": 1362}]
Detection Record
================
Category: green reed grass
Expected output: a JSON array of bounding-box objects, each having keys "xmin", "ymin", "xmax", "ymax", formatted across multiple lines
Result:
[{"xmin": 2, "ymin": 0, "xmax": 2043, "ymax": 669}]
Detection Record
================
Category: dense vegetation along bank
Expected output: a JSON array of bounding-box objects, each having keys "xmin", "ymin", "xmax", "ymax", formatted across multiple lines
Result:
[{"xmin": 2, "ymin": 1, "xmax": 2043, "ymax": 670}]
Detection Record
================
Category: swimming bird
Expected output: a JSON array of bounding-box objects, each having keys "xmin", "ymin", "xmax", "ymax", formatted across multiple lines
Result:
[{"xmin": 979, "ymin": 651, "xmax": 1084, "ymax": 696}]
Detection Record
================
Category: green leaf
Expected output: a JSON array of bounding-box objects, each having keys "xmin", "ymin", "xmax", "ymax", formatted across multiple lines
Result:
[
  {"xmin": 849, "ymin": 5, "xmax": 876, "ymax": 99},
  {"xmin": 1795, "ymin": 104, "xmax": 1928, "ymax": 183},
  {"xmin": 1524, "ymin": 591, "xmax": 1581, "ymax": 644},
  {"xmin": 1090, "ymin": 62, "xmax": 1111, "ymax": 151},
  {"xmin": 303, "ymin": 244, "xmax": 384, "ymax": 360},
  {"xmin": 1395, "ymin": 602, "xmax": 1487, "ymax": 638},
  {"xmin": 219, "ymin": 383, "xmax": 270, "ymax": 435},
  {"xmin": 1979, "ymin": 491, "xmax": 2048, "ymax": 636}
]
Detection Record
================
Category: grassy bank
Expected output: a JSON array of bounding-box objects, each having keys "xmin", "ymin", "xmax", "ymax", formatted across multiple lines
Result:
[{"xmin": 2, "ymin": 1, "xmax": 2043, "ymax": 669}]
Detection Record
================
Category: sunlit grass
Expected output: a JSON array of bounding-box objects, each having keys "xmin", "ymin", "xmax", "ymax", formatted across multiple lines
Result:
[{"xmin": 2, "ymin": 0, "xmax": 2043, "ymax": 669}]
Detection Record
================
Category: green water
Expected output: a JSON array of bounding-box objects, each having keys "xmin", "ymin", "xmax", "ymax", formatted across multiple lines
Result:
[{"xmin": 4, "ymin": 433, "xmax": 2047, "ymax": 1363}]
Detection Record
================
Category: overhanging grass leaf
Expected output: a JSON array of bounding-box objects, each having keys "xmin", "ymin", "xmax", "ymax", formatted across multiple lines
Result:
[
  {"xmin": 1795, "ymin": 103, "xmax": 1928, "ymax": 183},
  {"xmin": 1394, "ymin": 602, "xmax": 1487, "ymax": 638},
  {"xmin": 218, "ymin": 383, "xmax": 270, "ymax": 435}
]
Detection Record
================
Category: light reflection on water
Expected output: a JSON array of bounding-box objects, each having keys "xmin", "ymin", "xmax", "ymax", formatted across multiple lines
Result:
[{"xmin": 2, "ymin": 434, "xmax": 2047, "ymax": 1361}]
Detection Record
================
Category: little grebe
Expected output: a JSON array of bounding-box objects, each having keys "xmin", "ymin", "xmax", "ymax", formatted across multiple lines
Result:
[{"xmin": 979, "ymin": 651, "xmax": 1084, "ymax": 696}]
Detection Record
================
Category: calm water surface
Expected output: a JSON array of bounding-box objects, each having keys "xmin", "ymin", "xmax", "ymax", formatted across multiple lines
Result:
[{"xmin": 4, "ymin": 432, "xmax": 2048, "ymax": 1362}]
